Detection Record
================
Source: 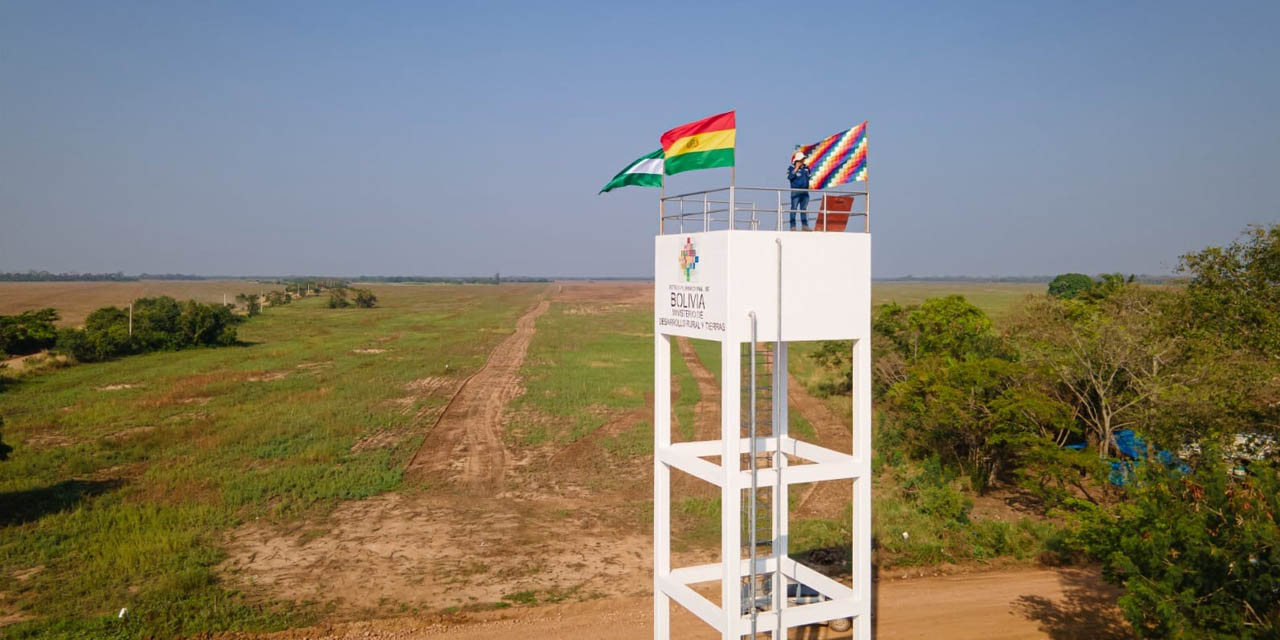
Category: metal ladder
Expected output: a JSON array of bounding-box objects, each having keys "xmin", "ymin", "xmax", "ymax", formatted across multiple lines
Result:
[{"xmin": 742, "ymin": 336, "xmax": 777, "ymax": 637}]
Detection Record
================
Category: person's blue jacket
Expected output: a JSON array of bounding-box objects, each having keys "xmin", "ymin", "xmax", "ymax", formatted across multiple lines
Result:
[{"xmin": 787, "ymin": 163, "xmax": 812, "ymax": 189}]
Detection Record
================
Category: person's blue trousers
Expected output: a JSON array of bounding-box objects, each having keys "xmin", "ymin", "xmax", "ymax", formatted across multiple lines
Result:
[{"xmin": 790, "ymin": 192, "xmax": 810, "ymax": 229}]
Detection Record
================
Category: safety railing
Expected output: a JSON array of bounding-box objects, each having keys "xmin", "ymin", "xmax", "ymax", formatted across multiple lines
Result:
[{"xmin": 659, "ymin": 185, "xmax": 869, "ymax": 235}]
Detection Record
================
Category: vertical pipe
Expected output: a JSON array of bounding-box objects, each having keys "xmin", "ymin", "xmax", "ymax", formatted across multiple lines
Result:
[
  {"xmin": 728, "ymin": 185, "xmax": 735, "ymax": 234},
  {"xmin": 748, "ymin": 312, "xmax": 758, "ymax": 639},
  {"xmin": 776, "ymin": 190, "xmax": 782, "ymax": 231},
  {"xmin": 774, "ymin": 238, "xmax": 784, "ymax": 639},
  {"xmin": 821, "ymin": 192, "xmax": 828, "ymax": 231},
  {"xmin": 703, "ymin": 193, "xmax": 709, "ymax": 233}
]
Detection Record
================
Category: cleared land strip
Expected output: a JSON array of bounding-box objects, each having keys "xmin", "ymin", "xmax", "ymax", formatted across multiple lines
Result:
[
  {"xmin": 228, "ymin": 566, "xmax": 1125, "ymax": 640},
  {"xmin": 407, "ymin": 295, "xmax": 551, "ymax": 494}
]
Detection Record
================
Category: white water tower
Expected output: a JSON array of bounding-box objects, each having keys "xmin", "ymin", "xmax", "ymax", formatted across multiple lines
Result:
[{"xmin": 653, "ymin": 186, "xmax": 873, "ymax": 638}]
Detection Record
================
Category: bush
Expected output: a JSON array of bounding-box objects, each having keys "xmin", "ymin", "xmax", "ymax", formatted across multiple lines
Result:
[
  {"xmin": 234, "ymin": 293, "xmax": 261, "ymax": 316},
  {"xmin": 1072, "ymin": 460, "xmax": 1280, "ymax": 638},
  {"xmin": 0, "ymin": 308, "xmax": 59, "ymax": 357},
  {"xmin": 327, "ymin": 288, "xmax": 351, "ymax": 309},
  {"xmin": 352, "ymin": 288, "xmax": 377, "ymax": 308},
  {"xmin": 54, "ymin": 297, "xmax": 237, "ymax": 362}
]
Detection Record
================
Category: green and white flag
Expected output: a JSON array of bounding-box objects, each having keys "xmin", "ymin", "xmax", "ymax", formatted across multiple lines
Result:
[{"xmin": 599, "ymin": 149, "xmax": 664, "ymax": 194}]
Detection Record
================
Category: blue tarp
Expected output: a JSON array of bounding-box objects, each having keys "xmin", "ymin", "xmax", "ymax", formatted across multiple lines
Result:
[{"xmin": 1107, "ymin": 429, "xmax": 1190, "ymax": 485}]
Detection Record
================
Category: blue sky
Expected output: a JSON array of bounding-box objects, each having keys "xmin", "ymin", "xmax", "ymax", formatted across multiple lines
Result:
[{"xmin": 2, "ymin": 1, "xmax": 1277, "ymax": 277}]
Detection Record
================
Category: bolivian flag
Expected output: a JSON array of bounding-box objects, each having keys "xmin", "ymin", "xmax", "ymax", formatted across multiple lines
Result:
[{"xmin": 660, "ymin": 111, "xmax": 735, "ymax": 176}]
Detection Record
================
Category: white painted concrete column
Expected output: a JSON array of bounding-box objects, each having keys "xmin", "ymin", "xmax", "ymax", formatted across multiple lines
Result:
[
  {"xmin": 719, "ymin": 337, "xmax": 741, "ymax": 639},
  {"xmin": 852, "ymin": 336, "xmax": 873, "ymax": 638},
  {"xmin": 654, "ymin": 333, "xmax": 672, "ymax": 639}
]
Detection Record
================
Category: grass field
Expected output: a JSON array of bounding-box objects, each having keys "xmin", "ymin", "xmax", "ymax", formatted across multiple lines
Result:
[
  {"xmin": 0, "ymin": 283, "xmax": 543, "ymax": 637},
  {"xmin": 0, "ymin": 278, "xmax": 1053, "ymax": 637}
]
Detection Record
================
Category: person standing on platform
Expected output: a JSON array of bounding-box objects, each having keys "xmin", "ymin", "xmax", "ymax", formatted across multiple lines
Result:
[{"xmin": 787, "ymin": 150, "xmax": 812, "ymax": 231}]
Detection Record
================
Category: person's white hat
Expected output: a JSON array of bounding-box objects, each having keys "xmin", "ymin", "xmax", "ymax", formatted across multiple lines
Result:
[{"xmin": 792, "ymin": 150, "xmax": 806, "ymax": 162}]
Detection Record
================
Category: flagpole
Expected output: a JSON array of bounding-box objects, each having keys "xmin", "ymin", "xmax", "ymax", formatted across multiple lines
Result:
[
  {"xmin": 659, "ymin": 174, "xmax": 665, "ymax": 234},
  {"xmin": 729, "ymin": 162, "xmax": 736, "ymax": 231}
]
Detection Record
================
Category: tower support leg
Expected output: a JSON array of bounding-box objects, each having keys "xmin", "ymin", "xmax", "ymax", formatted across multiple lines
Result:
[
  {"xmin": 720, "ymin": 337, "xmax": 742, "ymax": 639},
  {"xmin": 654, "ymin": 334, "xmax": 672, "ymax": 639}
]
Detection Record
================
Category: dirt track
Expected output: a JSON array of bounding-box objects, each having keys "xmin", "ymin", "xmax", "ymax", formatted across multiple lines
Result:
[
  {"xmin": 676, "ymin": 337, "xmax": 722, "ymax": 443},
  {"xmin": 407, "ymin": 297, "xmax": 550, "ymax": 493},
  {"xmin": 229, "ymin": 566, "xmax": 1124, "ymax": 639}
]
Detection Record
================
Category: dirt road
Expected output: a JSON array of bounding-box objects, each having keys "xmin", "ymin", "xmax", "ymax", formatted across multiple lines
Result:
[
  {"xmin": 407, "ymin": 297, "xmax": 550, "ymax": 493},
  {"xmin": 228, "ymin": 566, "xmax": 1124, "ymax": 639},
  {"xmin": 676, "ymin": 337, "xmax": 721, "ymax": 442}
]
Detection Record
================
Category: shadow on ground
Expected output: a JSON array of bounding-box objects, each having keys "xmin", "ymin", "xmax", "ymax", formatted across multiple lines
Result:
[
  {"xmin": 0, "ymin": 479, "xmax": 122, "ymax": 527},
  {"xmin": 1014, "ymin": 567, "xmax": 1128, "ymax": 640}
]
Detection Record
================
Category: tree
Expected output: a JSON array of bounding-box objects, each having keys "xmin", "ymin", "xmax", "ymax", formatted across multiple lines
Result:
[
  {"xmin": 327, "ymin": 288, "xmax": 351, "ymax": 308},
  {"xmin": 54, "ymin": 298, "xmax": 237, "ymax": 362},
  {"xmin": 352, "ymin": 288, "xmax": 377, "ymax": 308},
  {"xmin": 1048, "ymin": 273, "xmax": 1094, "ymax": 299},
  {"xmin": 179, "ymin": 300, "xmax": 237, "ymax": 346},
  {"xmin": 0, "ymin": 308, "xmax": 60, "ymax": 357},
  {"xmin": 234, "ymin": 293, "xmax": 261, "ymax": 316},
  {"xmin": 130, "ymin": 297, "xmax": 184, "ymax": 352},
  {"xmin": 1013, "ymin": 288, "xmax": 1177, "ymax": 459},
  {"xmin": 1072, "ymin": 460, "xmax": 1280, "ymax": 638},
  {"xmin": 889, "ymin": 355, "xmax": 1075, "ymax": 491},
  {"xmin": 1179, "ymin": 224, "xmax": 1280, "ymax": 357}
]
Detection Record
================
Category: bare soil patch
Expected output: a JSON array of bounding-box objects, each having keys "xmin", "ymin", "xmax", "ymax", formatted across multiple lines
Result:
[
  {"xmin": 23, "ymin": 432, "xmax": 75, "ymax": 449},
  {"xmin": 95, "ymin": 383, "xmax": 141, "ymax": 391},
  {"xmin": 0, "ymin": 350, "xmax": 69, "ymax": 373},
  {"xmin": 104, "ymin": 426, "xmax": 157, "ymax": 441},
  {"xmin": 221, "ymin": 493, "xmax": 651, "ymax": 614},
  {"xmin": 349, "ymin": 429, "xmax": 407, "ymax": 454},
  {"xmin": 388, "ymin": 377, "xmax": 455, "ymax": 413},
  {"xmin": 352, "ymin": 348, "xmax": 387, "ymax": 354},
  {"xmin": 224, "ymin": 566, "xmax": 1124, "ymax": 640}
]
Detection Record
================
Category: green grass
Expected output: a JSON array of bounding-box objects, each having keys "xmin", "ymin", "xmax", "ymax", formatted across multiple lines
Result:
[
  {"xmin": 688, "ymin": 338, "xmax": 721, "ymax": 385},
  {"xmin": 0, "ymin": 283, "xmax": 545, "ymax": 638},
  {"xmin": 789, "ymin": 410, "xmax": 816, "ymax": 440},
  {"xmin": 670, "ymin": 344, "xmax": 698, "ymax": 442},
  {"xmin": 603, "ymin": 420, "xmax": 653, "ymax": 458},
  {"xmin": 511, "ymin": 301, "xmax": 652, "ymax": 445}
]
